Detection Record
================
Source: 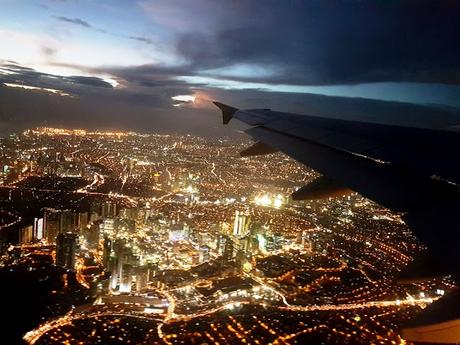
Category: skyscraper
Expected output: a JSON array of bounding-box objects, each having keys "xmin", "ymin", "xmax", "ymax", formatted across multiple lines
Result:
[
  {"xmin": 44, "ymin": 208, "xmax": 76, "ymax": 244},
  {"xmin": 44, "ymin": 208, "xmax": 61, "ymax": 243},
  {"xmin": 119, "ymin": 263, "xmax": 133, "ymax": 293},
  {"xmin": 60, "ymin": 210, "xmax": 76, "ymax": 233},
  {"xmin": 216, "ymin": 234, "xmax": 226, "ymax": 255},
  {"xmin": 223, "ymin": 237, "xmax": 234, "ymax": 263},
  {"xmin": 56, "ymin": 233, "xmax": 78, "ymax": 270},
  {"xmin": 233, "ymin": 210, "xmax": 250, "ymax": 237},
  {"xmin": 101, "ymin": 202, "xmax": 117, "ymax": 218},
  {"xmin": 19, "ymin": 225, "xmax": 33, "ymax": 244},
  {"xmin": 199, "ymin": 245, "xmax": 210, "ymax": 263},
  {"xmin": 33, "ymin": 217, "xmax": 44, "ymax": 240},
  {"xmin": 102, "ymin": 236, "xmax": 112, "ymax": 267}
]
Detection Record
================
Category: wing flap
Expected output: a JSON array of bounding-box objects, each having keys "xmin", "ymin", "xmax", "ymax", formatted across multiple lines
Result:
[{"xmin": 245, "ymin": 126, "xmax": 457, "ymax": 212}]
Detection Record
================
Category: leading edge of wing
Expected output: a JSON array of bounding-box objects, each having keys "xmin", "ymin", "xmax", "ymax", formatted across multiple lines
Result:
[{"xmin": 213, "ymin": 101, "xmax": 460, "ymax": 185}]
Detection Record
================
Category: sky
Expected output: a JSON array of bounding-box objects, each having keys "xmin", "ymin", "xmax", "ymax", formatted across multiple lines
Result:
[{"xmin": 0, "ymin": 0, "xmax": 459, "ymax": 135}]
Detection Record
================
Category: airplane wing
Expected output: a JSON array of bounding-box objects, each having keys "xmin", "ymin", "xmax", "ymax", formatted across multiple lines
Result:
[{"xmin": 213, "ymin": 101, "xmax": 460, "ymax": 280}]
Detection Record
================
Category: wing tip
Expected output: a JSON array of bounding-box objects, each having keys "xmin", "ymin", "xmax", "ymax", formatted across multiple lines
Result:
[{"xmin": 213, "ymin": 101, "xmax": 238, "ymax": 124}]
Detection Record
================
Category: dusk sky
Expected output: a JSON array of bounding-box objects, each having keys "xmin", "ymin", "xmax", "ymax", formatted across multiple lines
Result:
[{"xmin": 1, "ymin": 0, "xmax": 459, "ymax": 135}]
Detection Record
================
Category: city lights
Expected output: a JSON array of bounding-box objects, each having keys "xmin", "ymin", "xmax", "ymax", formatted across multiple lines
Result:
[
  {"xmin": 254, "ymin": 193, "xmax": 284, "ymax": 209},
  {"xmin": 0, "ymin": 127, "xmax": 451, "ymax": 345}
]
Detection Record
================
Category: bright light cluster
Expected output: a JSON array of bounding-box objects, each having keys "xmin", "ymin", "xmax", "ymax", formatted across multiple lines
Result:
[
  {"xmin": 254, "ymin": 193, "xmax": 284, "ymax": 209},
  {"xmin": 29, "ymin": 127, "xmax": 131, "ymax": 137}
]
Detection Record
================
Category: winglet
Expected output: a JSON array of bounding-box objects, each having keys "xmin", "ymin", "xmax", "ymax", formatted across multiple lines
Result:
[{"xmin": 213, "ymin": 101, "xmax": 238, "ymax": 124}]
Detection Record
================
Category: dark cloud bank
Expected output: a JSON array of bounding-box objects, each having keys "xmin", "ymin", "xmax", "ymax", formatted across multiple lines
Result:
[{"xmin": 1, "ymin": 1, "xmax": 460, "ymax": 135}]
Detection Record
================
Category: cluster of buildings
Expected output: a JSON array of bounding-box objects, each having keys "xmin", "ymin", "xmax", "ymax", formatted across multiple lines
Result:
[{"xmin": 1, "ymin": 127, "xmax": 451, "ymax": 345}]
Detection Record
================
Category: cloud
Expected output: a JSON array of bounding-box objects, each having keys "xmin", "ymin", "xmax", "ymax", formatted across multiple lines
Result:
[
  {"xmin": 0, "ymin": 61, "xmax": 207, "ymax": 112},
  {"xmin": 129, "ymin": 36, "xmax": 154, "ymax": 45},
  {"xmin": 0, "ymin": 81, "xmax": 239, "ymax": 137},
  {"xmin": 2, "ymin": 76, "xmax": 460, "ymax": 139},
  {"xmin": 0, "ymin": 61, "xmax": 114, "ymax": 90},
  {"xmin": 53, "ymin": 16, "xmax": 153, "ymax": 46},
  {"xmin": 139, "ymin": 0, "xmax": 225, "ymax": 32},
  {"xmin": 65, "ymin": 75, "xmax": 114, "ymax": 88},
  {"xmin": 53, "ymin": 16, "xmax": 92, "ymax": 28},
  {"xmin": 41, "ymin": 46, "xmax": 57, "ymax": 57},
  {"xmin": 168, "ymin": 1, "xmax": 460, "ymax": 85},
  {"xmin": 1, "ymin": 0, "xmax": 460, "ymax": 137},
  {"xmin": 3, "ymin": 82, "xmax": 72, "ymax": 97}
]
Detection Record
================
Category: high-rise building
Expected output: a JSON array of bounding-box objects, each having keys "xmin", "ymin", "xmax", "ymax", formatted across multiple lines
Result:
[
  {"xmin": 107, "ymin": 239, "xmax": 142, "ymax": 293},
  {"xmin": 60, "ymin": 210, "xmax": 76, "ymax": 233},
  {"xmin": 108, "ymin": 255, "xmax": 118, "ymax": 290},
  {"xmin": 199, "ymin": 245, "xmax": 210, "ymax": 263},
  {"xmin": 43, "ymin": 208, "xmax": 76, "ymax": 243},
  {"xmin": 33, "ymin": 217, "xmax": 44, "ymax": 240},
  {"xmin": 235, "ymin": 249, "xmax": 246, "ymax": 269},
  {"xmin": 223, "ymin": 237, "xmax": 234, "ymax": 262},
  {"xmin": 119, "ymin": 263, "xmax": 133, "ymax": 293},
  {"xmin": 19, "ymin": 225, "xmax": 33, "ymax": 244},
  {"xmin": 102, "ymin": 236, "xmax": 112, "ymax": 267},
  {"xmin": 101, "ymin": 202, "xmax": 118, "ymax": 218},
  {"xmin": 147, "ymin": 262, "xmax": 158, "ymax": 282},
  {"xmin": 83, "ymin": 222, "xmax": 100, "ymax": 249},
  {"xmin": 135, "ymin": 265, "xmax": 148, "ymax": 292},
  {"xmin": 238, "ymin": 236, "xmax": 251, "ymax": 252},
  {"xmin": 216, "ymin": 234, "xmax": 226, "ymax": 255},
  {"xmin": 76, "ymin": 212, "xmax": 89, "ymax": 232},
  {"xmin": 233, "ymin": 210, "xmax": 251, "ymax": 237},
  {"xmin": 44, "ymin": 208, "xmax": 62, "ymax": 243},
  {"xmin": 56, "ymin": 233, "xmax": 78, "ymax": 270}
]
